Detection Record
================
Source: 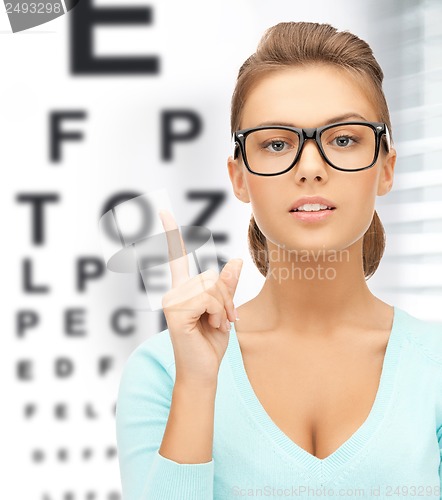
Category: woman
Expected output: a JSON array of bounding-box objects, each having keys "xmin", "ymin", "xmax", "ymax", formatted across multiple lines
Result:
[{"xmin": 116, "ymin": 22, "xmax": 442, "ymax": 499}]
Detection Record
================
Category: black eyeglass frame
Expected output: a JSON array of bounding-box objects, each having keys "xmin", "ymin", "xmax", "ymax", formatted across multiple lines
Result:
[{"xmin": 233, "ymin": 121, "xmax": 391, "ymax": 176}]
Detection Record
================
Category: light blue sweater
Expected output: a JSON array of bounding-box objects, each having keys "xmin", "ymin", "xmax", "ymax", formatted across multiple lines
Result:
[{"xmin": 115, "ymin": 306, "xmax": 442, "ymax": 499}]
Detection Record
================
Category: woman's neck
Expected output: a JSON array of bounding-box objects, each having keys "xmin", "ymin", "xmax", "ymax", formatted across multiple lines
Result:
[{"xmin": 248, "ymin": 239, "xmax": 387, "ymax": 337}]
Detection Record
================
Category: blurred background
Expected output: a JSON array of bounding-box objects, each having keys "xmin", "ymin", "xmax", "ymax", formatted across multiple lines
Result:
[{"xmin": 1, "ymin": 0, "xmax": 441, "ymax": 498}]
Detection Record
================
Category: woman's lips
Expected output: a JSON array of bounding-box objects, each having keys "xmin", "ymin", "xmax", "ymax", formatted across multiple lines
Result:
[{"xmin": 289, "ymin": 207, "xmax": 336, "ymax": 222}]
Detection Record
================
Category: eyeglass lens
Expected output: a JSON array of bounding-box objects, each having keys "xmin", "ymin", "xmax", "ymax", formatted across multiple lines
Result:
[{"xmin": 244, "ymin": 124, "xmax": 377, "ymax": 174}]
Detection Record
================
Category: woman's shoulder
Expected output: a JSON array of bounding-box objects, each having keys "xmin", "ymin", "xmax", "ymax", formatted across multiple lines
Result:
[
  {"xmin": 135, "ymin": 327, "xmax": 174, "ymax": 358},
  {"xmin": 398, "ymin": 306, "xmax": 442, "ymax": 366},
  {"xmin": 119, "ymin": 328, "xmax": 175, "ymax": 385}
]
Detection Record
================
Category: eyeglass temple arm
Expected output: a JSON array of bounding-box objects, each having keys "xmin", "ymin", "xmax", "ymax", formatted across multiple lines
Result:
[
  {"xmin": 383, "ymin": 126, "xmax": 392, "ymax": 152},
  {"xmin": 232, "ymin": 135, "xmax": 240, "ymax": 158}
]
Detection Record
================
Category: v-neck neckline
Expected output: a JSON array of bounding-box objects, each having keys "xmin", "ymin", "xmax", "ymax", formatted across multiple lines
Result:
[{"xmin": 227, "ymin": 305, "xmax": 406, "ymax": 479}]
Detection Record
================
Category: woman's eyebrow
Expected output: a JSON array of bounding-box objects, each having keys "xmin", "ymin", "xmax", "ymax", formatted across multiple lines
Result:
[{"xmin": 255, "ymin": 113, "xmax": 368, "ymax": 128}]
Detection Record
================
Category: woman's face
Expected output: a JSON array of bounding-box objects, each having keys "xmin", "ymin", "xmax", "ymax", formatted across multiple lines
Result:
[{"xmin": 227, "ymin": 64, "xmax": 396, "ymax": 255}]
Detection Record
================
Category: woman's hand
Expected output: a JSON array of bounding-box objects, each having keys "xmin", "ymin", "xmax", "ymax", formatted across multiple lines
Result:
[{"xmin": 159, "ymin": 209, "xmax": 243, "ymax": 388}]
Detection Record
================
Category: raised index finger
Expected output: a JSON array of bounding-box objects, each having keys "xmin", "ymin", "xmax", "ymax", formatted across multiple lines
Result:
[{"xmin": 158, "ymin": 209, "xmax": 190, "ymax": 288}]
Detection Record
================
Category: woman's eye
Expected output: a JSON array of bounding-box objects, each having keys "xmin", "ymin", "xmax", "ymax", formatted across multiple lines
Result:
[
  {"xmin": 262, "ymin": 140, "xmax": 291, "ymax": 152},
  {"xmin": 331, "ymin": 135, "xmax": 357, "ymax": 147}
]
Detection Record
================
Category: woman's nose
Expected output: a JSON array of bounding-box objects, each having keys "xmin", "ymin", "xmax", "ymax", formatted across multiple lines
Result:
[{"xmin": 293, "ymin": 138, "xmax": 329, "ymax": 183}]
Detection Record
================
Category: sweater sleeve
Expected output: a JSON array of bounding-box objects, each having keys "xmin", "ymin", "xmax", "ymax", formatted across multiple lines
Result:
[
  {"xmin": 115, "ymin": 331, "xmax": 215, "ymax": 500},
  {"xmin": 438, "ymin": 425, "xmax": 442, "ymax": 498}
]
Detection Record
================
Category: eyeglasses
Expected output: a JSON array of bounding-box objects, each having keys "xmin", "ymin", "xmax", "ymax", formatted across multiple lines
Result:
[{"xmin": 233, "ymin": 121, "xmax": 391, "ymax": 176}]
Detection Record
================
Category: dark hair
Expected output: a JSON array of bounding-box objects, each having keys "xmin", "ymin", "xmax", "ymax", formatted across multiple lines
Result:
[{"xmin": 230, "ymin": 21, "xmax": 392, "ymax": 280}]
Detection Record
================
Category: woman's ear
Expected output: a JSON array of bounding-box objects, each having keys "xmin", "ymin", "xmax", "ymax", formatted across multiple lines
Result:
[
  {"xmin": 227, "ymin": 155, "xmax": 251, "ymax": 203},
  {"xmin": 377, "ymin": 146, "xmax": 397, "ymax": 196}
]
